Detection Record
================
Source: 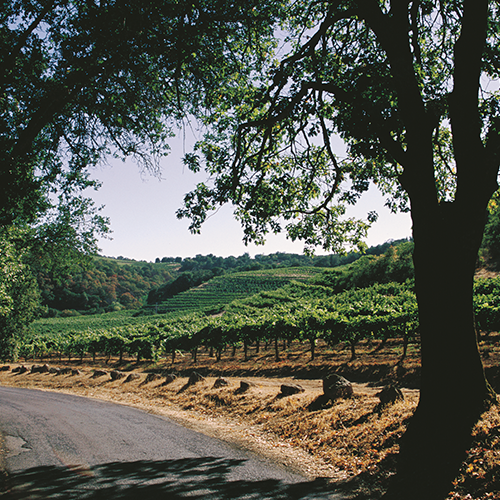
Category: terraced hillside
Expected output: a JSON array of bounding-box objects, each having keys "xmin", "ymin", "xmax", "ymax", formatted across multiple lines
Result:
[{"xmin": 140, "ymin": 267, "xmax": 325, "ymax": 315}]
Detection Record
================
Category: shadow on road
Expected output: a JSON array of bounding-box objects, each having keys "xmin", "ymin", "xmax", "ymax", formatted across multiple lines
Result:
[{"xmin": 3, "ymin": 456, "xmax": 342, "ymax": 499}]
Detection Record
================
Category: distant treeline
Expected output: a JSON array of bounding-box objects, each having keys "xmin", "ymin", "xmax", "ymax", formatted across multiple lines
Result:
[
  {"xmin": 153, "ymin": 238, "xmax": 409, "ymax": 271},
  {"xmin": 38, "ymin": 258, "xmax": 175, "ymax": 317}
]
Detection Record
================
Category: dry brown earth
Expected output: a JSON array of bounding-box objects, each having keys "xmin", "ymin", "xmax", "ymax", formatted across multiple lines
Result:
[{"xmin": 0, "ymin": 338, "xmax": 499, "ymax": 499}]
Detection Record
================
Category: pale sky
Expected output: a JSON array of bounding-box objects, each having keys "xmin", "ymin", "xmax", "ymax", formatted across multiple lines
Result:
[{"xmin": 88, "ymin": 132, "xmax": 412, "ymax": 262}]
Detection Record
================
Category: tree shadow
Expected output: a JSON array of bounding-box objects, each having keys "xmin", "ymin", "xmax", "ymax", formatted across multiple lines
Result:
[
  {"xmin": 3, "ymin": 456, "xmax": 341, "ymax": 500},
  {"xmin": 306, "ymin": 395, "xmax": 336, "ymax": 411}
]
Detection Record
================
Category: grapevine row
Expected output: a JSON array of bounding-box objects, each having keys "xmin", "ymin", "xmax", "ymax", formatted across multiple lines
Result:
[
  {"xmin": 20, "ymin": 283, "xmax": 417, "ymax": 363},
  {"xmin": 20, "ymin": 277, "xmax": 500, "ymax": 365}
]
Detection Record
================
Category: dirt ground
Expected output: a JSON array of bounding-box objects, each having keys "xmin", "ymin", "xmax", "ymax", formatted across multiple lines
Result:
[{"xmin": 0, "ymin": 338, "xmax": 499, "ymax": 499}]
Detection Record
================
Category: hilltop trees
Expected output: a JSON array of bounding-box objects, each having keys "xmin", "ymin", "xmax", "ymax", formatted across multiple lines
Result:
[{"xmin": 179, "ymin": 1, "xmax": 500, "ymax": 498}]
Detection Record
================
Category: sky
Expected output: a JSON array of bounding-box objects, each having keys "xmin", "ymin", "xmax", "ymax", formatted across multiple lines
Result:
[{"xmin": 87, "ymin": 131, "xmax": 412, "ymax": 262}]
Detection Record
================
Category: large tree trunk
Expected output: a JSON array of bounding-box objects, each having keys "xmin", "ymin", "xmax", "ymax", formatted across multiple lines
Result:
[{"xmin": 385, "ymin": 201, "xmax": 497, "ymax": 499}]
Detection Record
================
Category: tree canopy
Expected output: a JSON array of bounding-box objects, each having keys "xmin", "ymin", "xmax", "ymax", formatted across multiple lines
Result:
[
  {"xmin": 179, "ymin": 0, "xmax": 500, "ymax": 254},
  {"xmin": 1, "ymin": 0, "xmax": 281, "ymax": 233},
  {"xmin": 0, "ymin": 227, "xmax": 40, "ymax": 358},
  {"xmin": 177, "ymin": 1, "xmax": 500, "ymax": 498}
]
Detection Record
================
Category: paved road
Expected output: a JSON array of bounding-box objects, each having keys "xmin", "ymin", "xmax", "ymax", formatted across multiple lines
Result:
[{"xmin": 0, "ymin": 387, "xmax": 343, "ymax": 499}]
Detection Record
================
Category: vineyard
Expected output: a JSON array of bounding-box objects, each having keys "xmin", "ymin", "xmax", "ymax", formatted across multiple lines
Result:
[
  {"xmin": 139, "ymin": 267, "xmax": 325, "ymax": 315},
  {"xmin": 19, "ymin": 265, "xmax": 500, "ymax": 369}
]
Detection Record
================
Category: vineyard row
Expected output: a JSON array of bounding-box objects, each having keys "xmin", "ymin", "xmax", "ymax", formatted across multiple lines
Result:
[{"xmin": 17, "ymin": 278, "xmax": 500, "ymax": 365}]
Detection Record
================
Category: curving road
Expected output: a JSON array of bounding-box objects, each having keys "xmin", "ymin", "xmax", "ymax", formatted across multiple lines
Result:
[{"xmin": 0, "ymin": 387, "xmax": 343, "ymax": 499}]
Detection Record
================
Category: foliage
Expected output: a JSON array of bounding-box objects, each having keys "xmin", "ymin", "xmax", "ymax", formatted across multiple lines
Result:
[
  {"xmin": 152, "ymin": 247, "xmax": 402, "ymax": 274},
  {"xmin": 178, "ymin": 1, "xmax": 499, "ymax": 253},
  {"xmin": 473, "ymin": 276, "xmax": 500, "ymax": 333},
  {"xmin": 0, "ymin": 227, "xmax": 40, "ymax": 359},
  {"xmin": 147, "ymin": 269, "xmax": 223, "ymax": 304},
  {"xmin": 37, "ymin": 256, "xmax": 176, "ymax": 315},
  {"xmin": 310, "ymin": 241, "xmax": 414, "ymax": 293},
  {"xmin": 1, "ymin": 0, "xmax": 283, "ymax": 344},
  {"xmin": 31, "ymin": 309, "xmax": 166, "ymax": 338},
  {"xmin": 482, "ymin": 190, "xmax": 500, "ymax": 260},
  {"xmin": 1, "ymin": 0, "xmax": 282, "ymax": 229}
]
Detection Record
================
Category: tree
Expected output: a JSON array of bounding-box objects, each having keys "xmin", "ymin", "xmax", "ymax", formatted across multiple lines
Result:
[
  {"xmin": 0, "ymin": 227, "xmax": 41, "ymax": 359},
  {"xmin": 179, "ymin": 1, "xmax": 500, "ymax": 498},
  {"xmin": 1, "ymin": 0, "xmax": 280, "ymax": 344},
  {"xmin": 2, "ymin": 0, "xmax": 280, "ymax": 228}
]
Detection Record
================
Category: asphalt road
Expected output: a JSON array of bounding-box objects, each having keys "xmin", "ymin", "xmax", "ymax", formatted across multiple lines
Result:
[{"xmin": 0, "ymin": 387, "xmax": 344, "ymax": 499}]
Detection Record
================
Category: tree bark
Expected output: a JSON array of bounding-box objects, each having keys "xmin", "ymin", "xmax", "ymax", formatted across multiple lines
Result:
[
  {"xmin": 384, "ymin": 200, "xmax": 497, "ymax": 499},
  {"xmin": 349, "ymin": 341, "xmax": 356, "ymax": 361},
  {"xmin": 400, "ymin": 331, "xmax": 408, "ymax": 361}
]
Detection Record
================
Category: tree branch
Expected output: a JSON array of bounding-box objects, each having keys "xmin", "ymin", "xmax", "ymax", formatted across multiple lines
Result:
[
  {"xmin": 449, "ymin": 0, "xmax": 495, "ymax": 201},
  {"xmin": 307, "ymin": 82, "xmax": 408, "ymax": 167},
  {"xmin": 410, "ymin": 0, "xmax": 422, "ymax": 68},
  {"xmin": 266, "ymin": 3, "xmax": 357, "ymax": 100},
  {"xmin": 1, "ymin": 0, "xmax": 58, "ymax": 91},
  {"xmin": 356, "ymin": 0, "xmax": 437, "ymax": 203},
  {"xmin": 357, "ymin": 0, "xmax": 428, "ymax": 137}
]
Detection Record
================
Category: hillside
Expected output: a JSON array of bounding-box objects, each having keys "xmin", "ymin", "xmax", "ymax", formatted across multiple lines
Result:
[
  {"xmin": 139, "ymin": 267, "xmax": 326, "ymax": 315},
  {"xmin": 37, "ymin": 256, "xmax": 178, "ymax": 316},
  {"xmin": 35, "ymin": 240, "xmax": 411, "ymax": 319},
  {"xmin": 14, "ymin": 239, "xmax": 500, "ymax": 500},
  {"xmin": 27, "ymin": 242, "xmax": 418, "ymax": 355}
]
